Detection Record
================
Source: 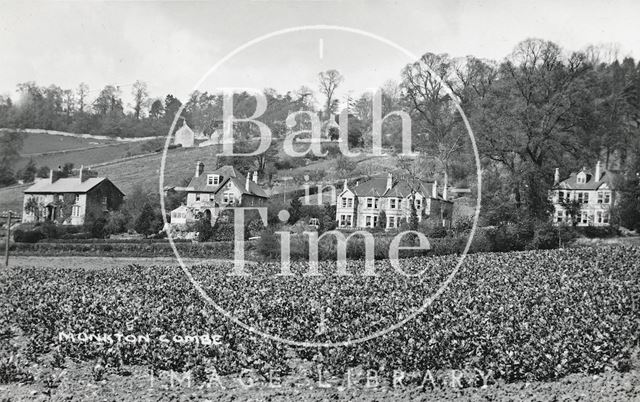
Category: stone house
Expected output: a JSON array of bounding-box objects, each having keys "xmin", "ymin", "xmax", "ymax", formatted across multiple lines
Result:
[{"xmin": 22, "ymin": 167, "xmax": 124, "ymax": 225}]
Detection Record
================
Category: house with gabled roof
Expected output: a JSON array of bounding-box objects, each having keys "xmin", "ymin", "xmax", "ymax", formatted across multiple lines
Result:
[
  {"xmin": 22, "ymin": 167, "xmax": 124, "ymax": 225},
  {"xmin": 169, "ymin": 161, "xmax": 269, "ymax": 227},
  {"xmin": 336, "ymin": 173, "xmax": 453, "ymax": 229},
  {"xmin": 550, "ymin": 161, "xmax": 621, "ymax": 226}
]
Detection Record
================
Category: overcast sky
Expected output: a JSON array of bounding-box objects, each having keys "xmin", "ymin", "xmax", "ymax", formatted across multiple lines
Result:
[{"xmin": 1, "ymin": 0, "xmax": 639, "ymax": 108}]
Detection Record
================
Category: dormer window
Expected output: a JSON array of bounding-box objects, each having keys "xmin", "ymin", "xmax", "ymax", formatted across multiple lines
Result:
[
  {"xmin": 207, "ymin": 174, "xmax": 219, "ymax": 186},
  {"xmin": 576, "ymin": 172, "xmax": 586, "ymax": 184}
]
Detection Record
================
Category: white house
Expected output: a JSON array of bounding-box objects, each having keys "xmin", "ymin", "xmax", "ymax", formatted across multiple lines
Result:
[
  {"xmin": 550, "ymin": 161, "xmax": 620, "ymax": 226},
  {"xmin": 174, "ymin": 121, "xmax": 195, "ymax": 148},
  {"xmin": 336, "ymin": 173, "xmax": 452, "ymax": 229},
  {"xmin": 169, "ymin": 162, "xmax": 269, "ymax": 227}
]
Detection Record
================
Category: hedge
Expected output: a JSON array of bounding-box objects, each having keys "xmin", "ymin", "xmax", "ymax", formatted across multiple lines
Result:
[{"xmin": 9, "ymin": 240, "xmax": 251, "ymax": 259}]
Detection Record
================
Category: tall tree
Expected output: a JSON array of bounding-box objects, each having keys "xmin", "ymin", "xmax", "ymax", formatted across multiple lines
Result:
[
  {"xmin": 478, "ymin": 39, "xmax": 591, "ymax": 217},
  {"xmin": 77, "ymin": 82, "xmax": 89, "ymax": 113},
  {"xmin": 318, "ymin": 70, "xmax": 344, "ymax": 118},
  {"xmin": 93, "ymin": 85, "xmax": 123, "ymax": 116},
  {"xmin": 131, "ymin": 80, "xmax": 149, "ymax": 120},
  {"xmin": 149, "ymin": 99, "xmax": 164, "ymax": 119}
]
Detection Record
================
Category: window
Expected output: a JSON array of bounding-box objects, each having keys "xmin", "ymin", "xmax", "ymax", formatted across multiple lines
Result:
[
  {"xmin": 576, "ymin": 192, "xmax": 589, "ymax": 204},
  {"xmin": 577, "ymin": 172, "xmax": 586, "ymax": 184},
  {"xmin": 581, "ymin": 211, "xmax": 589, "ymax": 224},
  {"xmin": 341, "ymin": 197, "xmax": 353, "ymax": 208},
  {"xmin": 388, "ymin": 216, "xmax": 395, "ymax": 228},
  {"xmin": 75, "ymin": 194, "xmax": 80, "ymax": 204},
  {"xmin": 339, "ymin": 214, "xmax": 353, "ymax": 227},
  {"xmin": 372, "ymin": 215, "xmax": 378, "ymax": 227},
  {"xmin": 72, "ymin": 205, "xmax": 81, "ymax": 217},
  {"xmin": 374, "ymin": 198, "xmax": 379, "ymax": 209},
  {"xmin": 227, "ymin": 182, "xmax": 232, "ymax": 189},
  {"xmin": 556, "ymin": 210, "xmax": 564, "ymax": 223},
  {"xmin": 223, "ymin": 191, "xmax": 234, "ymax": 204},
  {"xmin": 195, "ymin": 193, "xmax": 201, "ymax": 202},
  {"xmin": 101, "ymin": 196, "xmax": 108, "ymax": 207},
  {"xmin": 365, "ymin": 215, "xmax": 372, "ymax": 227},
  {"xmin": 415, "ymin": 198, "xmax": 422, "ymax": 209},
  {"xmin": 367, "ymin": 198, "xmax": 373, "ymax": 208},
  {"xmin": 207, "ymin": 174, "xmax": 219, "ymax": 186},
  {"xmin": 390, "ymin": 198, "xmax": 397, "ymax": 209},
  {"xmin": 602, "ymin": 211, "xmax": 610, "ymax": 224},
  {"xmin": 599, "ymin": 191, "xmax": 611, "ymax": 204}
]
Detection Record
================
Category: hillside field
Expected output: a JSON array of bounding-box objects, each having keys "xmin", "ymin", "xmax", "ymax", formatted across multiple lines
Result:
[{"xmin": 1, "ymin": 139, "xmax": 393, "ymax": 215}]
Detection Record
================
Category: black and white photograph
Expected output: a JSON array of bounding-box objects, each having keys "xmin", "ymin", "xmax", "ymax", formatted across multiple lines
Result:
[{"xmin": 0, "ymin": 1, "xmax": 639, "ymax": 400}]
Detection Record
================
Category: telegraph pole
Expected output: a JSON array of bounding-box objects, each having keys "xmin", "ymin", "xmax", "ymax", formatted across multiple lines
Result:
[{"xmin": 3, "ymin": 211, "xmax": 12, "ymax": 267}]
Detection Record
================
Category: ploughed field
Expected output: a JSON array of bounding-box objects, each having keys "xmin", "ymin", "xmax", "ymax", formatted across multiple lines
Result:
[{"xmin": 1, "ymin": 246, "xmax": 639, "ymax": 400}]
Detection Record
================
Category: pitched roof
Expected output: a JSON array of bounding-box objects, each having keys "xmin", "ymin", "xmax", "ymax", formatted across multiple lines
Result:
[
  {"xmin": 24, "ymin": 177, "xmax": 121, "ymax": 194},
  {"xmin": 345, "ymin": 174, "xmax": 440, "ymax": 199},
  {"xmin": 556, "ymin": 168, "xmax": 619, "ymax": 190},
  {"xmin": 187, "ymin": 165, "xmax": 268, "ymax": 198}
]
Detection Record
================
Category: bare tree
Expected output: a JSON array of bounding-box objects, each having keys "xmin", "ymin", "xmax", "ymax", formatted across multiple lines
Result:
[
  {"xmin": 62, "ymin": 89, "xmax": 75, "ymax": 118},
  {"xmin": 131, "ymin": 80, "xmax": 149, "ymax": 120},
  {"xmin": 77, "ymin": 82, "xmax": 89, "ymax": 114},
  {"xmin": 318, "ymin": 69, "xmax": 344, "ymax": 118}
]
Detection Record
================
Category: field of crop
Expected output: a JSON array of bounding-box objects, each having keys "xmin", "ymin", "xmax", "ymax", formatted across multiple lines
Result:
[{"xmin": 0, "ymin": 246, "xmax": 638, "ymax": 400}]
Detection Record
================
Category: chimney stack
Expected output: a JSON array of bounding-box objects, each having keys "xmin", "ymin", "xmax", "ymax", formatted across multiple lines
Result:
[
  {"xmin": 252, "ymin": 171, "xmax": 258, "ymax": 183},
  {"xmin": 386, "ymin": 173, "xmax": 393, "ymax": 190},
  {"xmin": 245, "ymin": 173, "xmax": 250, "ymax": 191},
  {"xmin": 432, "ymin": 180, "xmax": 437, "ymax": 198},
  {"xmin": 195, "ymin": 161, "xmax": 204, "ymax": 177},
  {"xmin": 49, "ymin": 169, "xmax": 54, "ymax": 184},
  {"xmin": 595, "ymin": 161, "xmax": 601, "ymax": 182},
  {"xmin": 443, "ymin": 184, "xmax": 448, "ymax": 201},
  {"xmin": 79, "ymin": 165, "xmax": 84, "ymax": 182},
  {"xmin": 343, "ymin": 179, "xmax": 348, "ymax": 191},
  {"xmin": 554, "ymin": 168, "xmax": 560, "ymax": 185}
]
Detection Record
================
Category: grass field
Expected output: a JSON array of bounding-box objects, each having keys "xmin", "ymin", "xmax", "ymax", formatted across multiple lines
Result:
[{"xmin": 19, "ymin": 132, "xmax": 119, "ymax": 155}]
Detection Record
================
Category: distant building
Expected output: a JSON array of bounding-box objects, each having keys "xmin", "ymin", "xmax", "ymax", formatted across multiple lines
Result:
[
  {"xmin": 22, "ymin": 167, "xmax": 124, "ymax": 225},
  {"xmin": 336, "ymin": 173, "xmax": 453, "ymax": 229},
  {"xmin": 550, "ymin": 161, "xmax": 620, "ymax": 226},
  {"xmin": 169, "ymin": 162, "xmax": 269, "ymax": 227},
  {"xmin": 174, "ymin": 120, "xmax": 195, "ymax": 148}
]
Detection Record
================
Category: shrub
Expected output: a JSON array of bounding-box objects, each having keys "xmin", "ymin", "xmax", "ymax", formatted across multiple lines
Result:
[
  {"xmin": 38, "ymin": 221, "xmax": 58, "ymax": 239},
  {"xmin": 257, "ymin": 229, "xmax": 280, "ymax": 260},
  {"xmin": 579, "ymin": 225, "xmax": 620, "ymax": 238},
  {"xmin": 13, "ymin": 229, "xmax": 43, "ymax": 243},
  {"xmin": 426, "ymin": 225, "xmax": 448, "ymax": 239}
]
